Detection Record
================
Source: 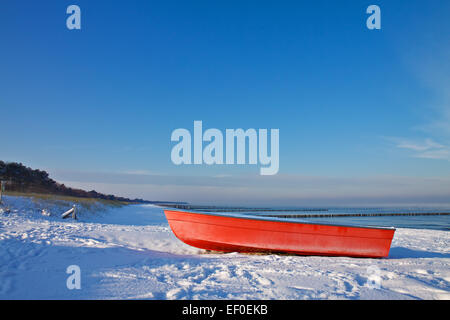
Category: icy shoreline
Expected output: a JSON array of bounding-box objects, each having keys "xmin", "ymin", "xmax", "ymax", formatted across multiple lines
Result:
[{"xmin": 0, "ymin": 197, "xmax": 449, "ymax": 299}]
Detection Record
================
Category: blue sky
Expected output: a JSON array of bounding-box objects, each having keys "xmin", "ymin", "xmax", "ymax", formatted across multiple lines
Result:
[{"xmin": 1, "ymin": 1, "xmax": 449, "ymax": 205}]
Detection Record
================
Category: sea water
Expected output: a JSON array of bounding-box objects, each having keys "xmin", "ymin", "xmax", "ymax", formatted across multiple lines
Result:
[{"xmin": 187, "ymin": 206, "xmax": 450, "ymax": 231}]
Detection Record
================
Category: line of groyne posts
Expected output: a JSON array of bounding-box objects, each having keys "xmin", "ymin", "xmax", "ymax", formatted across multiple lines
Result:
[
  {"xmin": 260, "ymin": 212, "xmax": 450, "ymax": 218},
  {"xmin": 161, "ymin": 203, "xmax": 450, "ymax": 218}
]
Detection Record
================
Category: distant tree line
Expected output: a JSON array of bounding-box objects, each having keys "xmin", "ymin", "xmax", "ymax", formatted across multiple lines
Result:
[{"xmin": 0, "ymin": 161, "xmax": 151, "ymax": 203}]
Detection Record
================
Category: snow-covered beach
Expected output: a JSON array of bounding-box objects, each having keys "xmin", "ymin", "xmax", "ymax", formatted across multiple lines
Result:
[{"xmin": 0, "ymin": 196, "xmax": 449, "ymax": 300}]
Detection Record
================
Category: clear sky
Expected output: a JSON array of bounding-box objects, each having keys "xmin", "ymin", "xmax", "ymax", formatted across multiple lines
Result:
[{"xmin": 1, "ymin": 1, "xmax": 449, "ymax": 206}]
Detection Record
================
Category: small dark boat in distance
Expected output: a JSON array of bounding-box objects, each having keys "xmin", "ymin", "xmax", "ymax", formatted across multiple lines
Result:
[{"xmin": 164, "ymin": 209, "xmax": 396, "ymax": 258}]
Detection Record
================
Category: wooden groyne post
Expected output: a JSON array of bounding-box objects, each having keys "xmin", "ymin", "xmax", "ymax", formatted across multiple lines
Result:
[
  {"xmin": 72, "ymin": 205, "xmax": 77, "ymax": 220},
  {"xmin": 0, "ymin": 181, "xmax": 4, "ymax": 204}
]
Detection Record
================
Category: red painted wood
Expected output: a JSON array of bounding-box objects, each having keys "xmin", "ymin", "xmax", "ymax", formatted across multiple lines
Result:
[{"xmin": 164, "ymin": 210, "xmax": 396, "ymax": 258}]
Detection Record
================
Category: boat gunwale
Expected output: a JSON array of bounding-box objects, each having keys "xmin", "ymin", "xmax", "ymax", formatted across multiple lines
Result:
[{"xmin": 163, "ymin": 208, "xmax": 396, "ymax": 231}]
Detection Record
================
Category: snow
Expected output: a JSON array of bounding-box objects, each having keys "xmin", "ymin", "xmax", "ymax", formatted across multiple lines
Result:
[{"xmin": 0, "ymin": 196, "xmax": 449, "ymax": 300}]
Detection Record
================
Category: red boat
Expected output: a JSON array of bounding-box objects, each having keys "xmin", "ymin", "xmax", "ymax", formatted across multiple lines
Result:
[{"xmin": 164, "ymin": 209, "xmax": 396, "ymax": 258}]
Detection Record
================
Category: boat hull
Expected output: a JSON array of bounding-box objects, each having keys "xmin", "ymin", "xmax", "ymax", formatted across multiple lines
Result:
[{"xmin": 164, "ymin": 210, "xmax": 395, "ymax": 258}]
